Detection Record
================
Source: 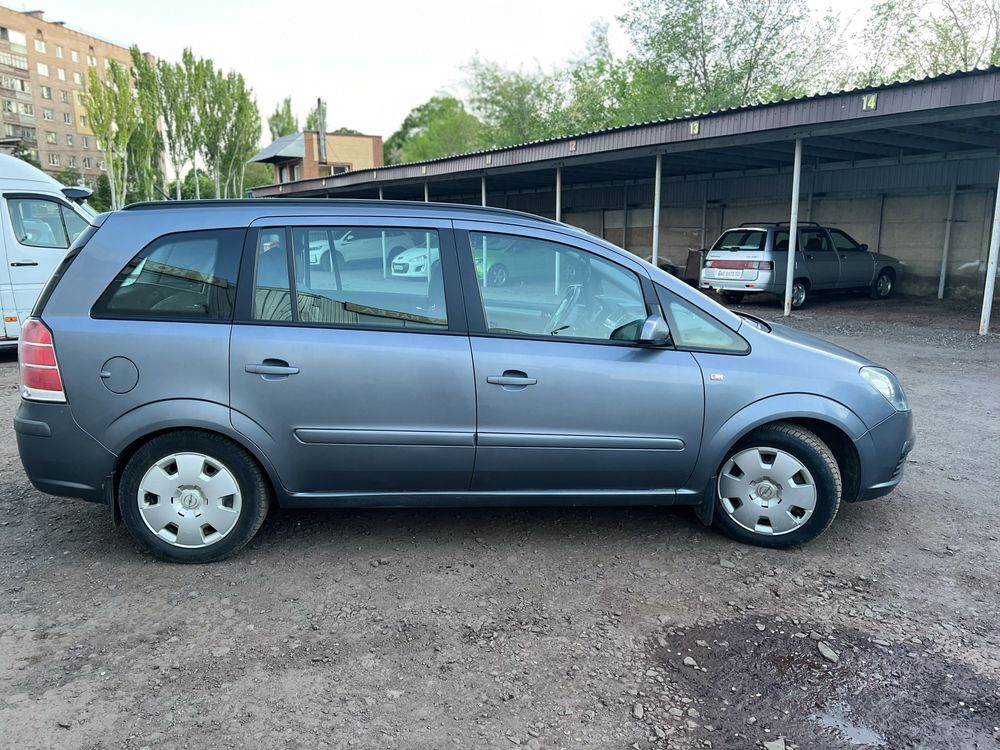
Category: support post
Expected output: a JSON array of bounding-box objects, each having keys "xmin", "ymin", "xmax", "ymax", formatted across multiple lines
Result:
[
  {"xmin": 938, "ymin": 178, "xmax": 958, "ymax": 299},
  {"xmin": 979, "ymin": 164, "xmax": 1000, "ymax": 335},
  {"xmin": 652, "ymin": 154, "xmax": 662, "ymax": 267},
  {"xmin": 424, "ymin": 182, "xmax": 429, "ymax": 202},
  {"xmin": 378, "ymin": 186, "xmax": 384, "ymax": 200},
  {"xmin": 782, "ymin": 138, "xmax": 804, "ymax": 316},
  {"xmin": 555, "ymin": 168, "xmax": 562, "ymax": 294},
  {"xmin": 700, "ymin": 182, "xmax": 708, "ymax": 250},
  {"xmin": 481, "ymin": 176, "xmax": 487, "ymax": 207}
]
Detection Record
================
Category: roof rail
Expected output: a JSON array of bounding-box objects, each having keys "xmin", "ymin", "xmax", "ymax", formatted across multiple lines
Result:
[{"xmin": 738, "ymin": 220, "xmax": 823, "ymax": 227}]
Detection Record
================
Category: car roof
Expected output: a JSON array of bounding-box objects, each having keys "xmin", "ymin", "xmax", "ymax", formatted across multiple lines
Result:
[{"xmin": 723, "ymin": 222, "xmax": 827, "ymax": 232}]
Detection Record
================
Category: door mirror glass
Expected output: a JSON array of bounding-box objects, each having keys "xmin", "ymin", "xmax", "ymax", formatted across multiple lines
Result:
[
  {"xmin": 859, "ymin": 243, "xmax": 869, "ymax": 252},
  {"xmin": 638, "ymin": 314, "xmax": 671, "ymax": 346}
]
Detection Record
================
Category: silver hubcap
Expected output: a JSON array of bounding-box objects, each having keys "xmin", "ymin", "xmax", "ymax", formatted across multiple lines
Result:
[
  {"xmin": 137, "ymin": 452, "xmax": 242, "ymax": 549},
  {"xmin": 792, "ymin": 283, "xmax": 806, "ymax": 307},
  {"xmin": 877, "ymin": 274, "xmax": 892, "ymax": 296},
  {"xmin": 717, "ymin": 447, "xmax": 817, "ymax": 535}
]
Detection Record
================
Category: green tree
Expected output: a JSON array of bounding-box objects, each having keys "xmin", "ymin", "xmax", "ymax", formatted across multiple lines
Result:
[
  {"xmin": 10, "ymin": 141, "xmax": 41, "ymax": 169},
  {"xmin": 305, "ymin": 99, "xmax": 326, "ymax": 131},
  {"xmin": 243, "ymin": 161, "xmax": 273, "ymax": 190},
  {"xmin": 128, "ymin": 46, "xmax": 163, "ymax": 202},
  {"xmin": 82, "ymin": 60, "xmax": 140, "ymax": 209},
  {"xmin": 384, "ymin": 96, "xmax": 483, "ymax": 164},
  {"xmin": 465, "ymin": 60, "xmax": 563, "ymax": 147},
  {"xmin": 619, "ymin": 0, "xmax": 842, "ymax": 113},
  {"xmin": 158, "ymin": 55, "xmax": 195, "ymax": 200},
  {"xmin": 167, "ymin": 168, "xmax": 214, "ymax": 200},
  {"xmin": 268, "ymin": 96, "xmax": 298, "ymax": 140},
  {"xmin": 56, "ymin": 166, "xmax": 83, "ymax": 186},
  {"xmin": 219, "ymin": 72, "xmax": 261, "ymax": 197},
  {"xmin": 333, "ymin": 127, "xmax": 363, "ymax": 135},
  {"xmin": 87, "ymin": 174, "xmax": 112, "ymax": 212},
  {"xmin": 181, "ymin": 49, "xmax": 204, "ymax": 199}
]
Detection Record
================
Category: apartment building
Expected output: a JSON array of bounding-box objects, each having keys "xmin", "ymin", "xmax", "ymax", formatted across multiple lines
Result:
[{"xmin": 0, "ymin": 7, "xmax": 135, "ymax": 183}]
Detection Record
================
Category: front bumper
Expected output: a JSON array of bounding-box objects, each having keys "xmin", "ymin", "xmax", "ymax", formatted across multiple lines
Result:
[
  {"xmin": 14, "ymin": 400, "xmax": 117, "ymax": 504},
  {"xmin": 852, "ymin": 409, "xmax": 916, "ymax": 501}
]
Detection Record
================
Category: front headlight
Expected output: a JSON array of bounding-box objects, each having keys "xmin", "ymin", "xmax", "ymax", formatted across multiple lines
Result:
[{"xmin": 860, "ymin": 367, "xmax": 910, "ymax": 411}]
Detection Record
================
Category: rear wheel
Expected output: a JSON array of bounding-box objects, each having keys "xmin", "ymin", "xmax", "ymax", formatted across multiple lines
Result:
[
  {"xmin": 487, "ymin": 263, "xmax": 509, "ymax": 287},
  {"xmin": 870, "ymin": 268, "xmax": 895, "ymax": 299},
  {"xmin": 721, "ymin": 291, "xmax": 745, "ymax": 304},
  {"xmin": 790, "ymin": 280, "xmax": 808, "ymax": 309},
  {"xmin": 119, "ymin": 431, "xmax": 270, "ymax": 563},
  {"xmin": 712, "ymin": 422, "xmax": 841, "ymax": 548}
]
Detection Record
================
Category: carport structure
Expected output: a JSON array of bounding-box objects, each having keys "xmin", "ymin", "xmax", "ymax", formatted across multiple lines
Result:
[{"xmin": 252, "ymin": 67, "xmax": 1000, "ymax": 334}]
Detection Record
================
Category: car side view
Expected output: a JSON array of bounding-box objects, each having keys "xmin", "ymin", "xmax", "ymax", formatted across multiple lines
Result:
[
  {"xmin": 700, "ymin": 222, "xmax": 903, "ymax": 308},
  {"xmin": 15, "ymin": 200, "xmax": 914, "ymax": 563}
]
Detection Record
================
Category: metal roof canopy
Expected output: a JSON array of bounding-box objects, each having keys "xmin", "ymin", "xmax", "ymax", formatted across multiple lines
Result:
[{"xmin": 251, "ymin": 67, "xmax": 1000, "ymax": 333}]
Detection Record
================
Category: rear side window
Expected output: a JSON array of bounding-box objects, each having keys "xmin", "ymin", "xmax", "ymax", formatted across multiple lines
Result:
[
  {"xmin": 712, "ymin": 230, "xmax": 765, "ymax": 252},
  {"xmin": 251, "ymin": 226, "xmax": 447, "ymax": 330},
  {"xmin": 93, "ymin": 229, "xmax": 243, "ymax": 321}
]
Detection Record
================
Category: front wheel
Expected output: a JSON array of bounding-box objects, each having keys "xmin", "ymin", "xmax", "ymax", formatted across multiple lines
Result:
[
  {"xmin": 487, "ymin": 263, "xmax": 509, "ymax": 287},
  {"xmin": 118, "ymin": 431, "xmax": 271, "ymax": 563},
  {"xmin": 712, "ymin": 422, "xmax": 841, "ymax": 548},
  {"xmin": 870, "ymin": 268, "xmax": 895, "ymax": 299},
  {"xmin": 790, "ymin": 280, "xmax": 808, "ymax": 309}
]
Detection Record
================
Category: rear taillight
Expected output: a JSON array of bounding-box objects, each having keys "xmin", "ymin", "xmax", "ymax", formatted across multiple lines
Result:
[
  {"xmin": 19, "ymin": 318, "xmax": 66, "ymax": 403},
  {"xmin": 706, "ymin": 260, "xmax": 774, "ymax": 270}
]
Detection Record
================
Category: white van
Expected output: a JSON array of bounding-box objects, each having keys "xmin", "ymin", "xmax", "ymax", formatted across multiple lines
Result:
[{"xmin": 0, "ymin": 154, "xmax": 95, "ymax": 346}]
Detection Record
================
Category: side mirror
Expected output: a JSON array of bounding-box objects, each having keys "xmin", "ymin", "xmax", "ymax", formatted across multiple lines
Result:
[
  {"xmin": 859, "ymin": 243, "xmax": 869, "ymax": 252},
  {"xmin": 638, "ymin": 314, "xmax": 671, "ymax": 346}
]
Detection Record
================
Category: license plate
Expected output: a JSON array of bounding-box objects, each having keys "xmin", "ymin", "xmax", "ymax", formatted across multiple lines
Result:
[
  {"xmin": 392, "ymin": 263, "xmax": 407, "ymax": 272},
  {"xmin": 715, "ymin": 269, "xmax": 743, "ymax": 279}
]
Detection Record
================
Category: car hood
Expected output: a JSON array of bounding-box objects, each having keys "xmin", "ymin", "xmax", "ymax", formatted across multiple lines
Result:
[
  {"xmin": 761, "ymin": 320, "xmax": 877, "ymax": 367},
  {"xmin": 396, "ymin": 247, "xmax": 439, "ymax": 261}
]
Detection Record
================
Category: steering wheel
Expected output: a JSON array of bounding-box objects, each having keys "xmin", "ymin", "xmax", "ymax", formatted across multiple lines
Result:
[{"xmin": 544, "ymin": 284, "xmax": 582, "ymax": 335}]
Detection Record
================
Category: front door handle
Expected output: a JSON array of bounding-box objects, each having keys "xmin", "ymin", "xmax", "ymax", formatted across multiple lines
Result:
[
  {"xmin": 245, "ymin": 361, "xmax": 299, "ymax": 376},
  {"xmin": 10, "ymin": 260, "xmax": 38, "ymax": 267},
  {"xmin": 487, "ymin": 371, "xmax": 537, "ymax": 387}
]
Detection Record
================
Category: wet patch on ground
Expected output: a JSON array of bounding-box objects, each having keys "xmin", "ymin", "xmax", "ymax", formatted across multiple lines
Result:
[{"xmin": 637, "ymin": 619, "xmax": 1000, "ymax": 749}]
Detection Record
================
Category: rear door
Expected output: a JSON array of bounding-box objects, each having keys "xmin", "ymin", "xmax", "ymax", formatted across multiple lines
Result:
[
  {"xmin": 829, "ymin": 229, "xmax": 875, "ymax": 288},
  {"xmin": 0, "ymin": 192, "xmax": 89, "ymax": 335},
  {"xmin": 799, "ymin": 227, "xmax": 840, "ymax": 289},
  {"xmin": 455, "ymin": 221, "xmax": 705, "ymax": 492},
  {"xmin": 229, "ymin": 217, "xmax": 476, "ymax": 496}
]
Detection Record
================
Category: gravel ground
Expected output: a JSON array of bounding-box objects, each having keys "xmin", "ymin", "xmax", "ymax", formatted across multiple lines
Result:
[{"xmin": 1, "ymin": 294, "xmax": 998, "ymax": 750}]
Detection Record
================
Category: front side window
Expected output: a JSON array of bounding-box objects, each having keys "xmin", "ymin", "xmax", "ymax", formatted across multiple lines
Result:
[
  {"xmin": 466, "ymin": 231, "xmax": 647, "ymax": 343},
  {"xmin": 7, "ymin": 198, "xmax": 69, "ymax": 248},
  {"xmin": 94, "ymin": 229, "xmax": 243, "ymax": 320},
  {"xmin": 252, "ymin": 227, "xmax": 447, "ymax": 330},
  {"xmin": 829, "ymin": 229, "xmax": 861, "ymax": 252},
  {"xmin": 657, "ymin": 288, "xmax": 749, "ymax": 353}
]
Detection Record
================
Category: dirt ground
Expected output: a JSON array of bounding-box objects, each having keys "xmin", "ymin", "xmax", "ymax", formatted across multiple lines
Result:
[{"xmin": 0, "ymin": 294, "xmax": 998, "ymax": 750}]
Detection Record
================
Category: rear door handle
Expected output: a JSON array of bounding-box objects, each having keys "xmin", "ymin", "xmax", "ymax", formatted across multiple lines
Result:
[
  {"xmin": 245, "ymin": 361, "xmax": 299, "ymax": 376},
  {"xmin": 10, "ymin": 260, "xmax": 38, "ymax": 267},
  {"xmin": 487, "ymin": 372, "xmax": 537, "ymax": 387}
]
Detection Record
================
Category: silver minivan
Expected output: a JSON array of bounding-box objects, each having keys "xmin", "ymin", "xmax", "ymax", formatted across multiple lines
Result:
[
  {"xmin": 15, "ymin": 200, "xmax": 914, "ymax": 563},
  {"xmin": 700, "ymin": 222, "xmax": 902, "ymax": 308}
]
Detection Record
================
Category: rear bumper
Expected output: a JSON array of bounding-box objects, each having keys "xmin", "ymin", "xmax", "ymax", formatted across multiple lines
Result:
[
  {"xmin": 699, "ymin": 276, "xmax": 782, "ymax": 295},
  {"xmin": 14, "ymin": 400, "xmax": 116, "ymax": 504},
  {"xmin": 852, "ymin": 409, "xmax": 915, "ymax": 502}
]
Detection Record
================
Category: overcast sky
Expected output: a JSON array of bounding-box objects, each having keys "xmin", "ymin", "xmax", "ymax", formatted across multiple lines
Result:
[{"xmin": 7, "ymin": 0, "xmax": 874, "ymax": 140}]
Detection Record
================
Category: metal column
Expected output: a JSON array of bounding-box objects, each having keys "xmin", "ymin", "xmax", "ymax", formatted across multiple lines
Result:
[
  {"xmin": 937, "ymin": 178, "xmax": 958, "ymax": 299},
  {"xmin": 555, "ymin": 168, "xmax": 562, "ymax": 293},
  {"xmin": 979, "ymin": 164, "xmax": 1000, "ymax": 335},
  {"xmin": 481, "ymin": 176, "xmax": 487, "ymax": 207},
  {"xmin": 782, "ymin": 139, "xmax": 803, "ymax": 316},
  {"xmin": 652, "ymin": 154, "xmax": 662, "ymax": 267},
  {"xmin": 424, "ymin": 182, "xmax": 429, "ymax": 202},
  {"xmin": 378, "ymin": 186, "xmax": 384, "ymax": 200}
]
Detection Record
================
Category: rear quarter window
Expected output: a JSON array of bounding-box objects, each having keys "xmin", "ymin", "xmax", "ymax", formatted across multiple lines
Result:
[{"xmin": 92, "ymin": 229, "xmax": 244, "ymax": 321}]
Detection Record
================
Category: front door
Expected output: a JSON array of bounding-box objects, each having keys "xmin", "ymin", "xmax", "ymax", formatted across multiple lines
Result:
[
  {"xmin": 829, "ymin": 229, "xmax": 875, "ymax": 288},
  {"xmin": 455, "ymin": 223, "xmax": 705, "ymax": 491},
  {"xmin": 229, "ymin": 219, "xmax": 476, "ymax": 496},
  {"xmin": 799, "ymin": 227, "xmax": 840, "ymax": 289},
  {"xmin": 0, "ymin": 193, "xmax": 89, "ymax": 333}
]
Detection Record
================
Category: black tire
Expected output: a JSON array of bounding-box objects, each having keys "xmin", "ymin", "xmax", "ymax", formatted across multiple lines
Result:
[
  {"xmin": 869, "ymin": 268, "xmax": 895, "ymax": 299},
  {"xmin": 790, "ymin": 279, "xmax": 809, "ymax": 309},
  {"xmin": 118, "ymin": 430, "xmax": 271, "ymax": 564},
  {"xmin": 712, "ymin": 422, "xmax": 842, "ymax": 549},
  {"xmin": 721, "ymin": 291, "xmax": 744, "ymax": 304},
  {"xmin": 487, "ymin": 263, "xmax": 509, "ymax": 287}
]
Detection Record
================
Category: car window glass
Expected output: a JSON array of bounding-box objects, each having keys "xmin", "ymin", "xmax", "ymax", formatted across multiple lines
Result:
[
  {"xmin": 773, "ymin": 231, "xmax": 790, "ymax": 252},
  {"xmin": 61, "ymin": 206, "xmax": 88, "ymax": 243},
  {"xmin": 253, "ymin": 227, "xmax": 447, "ymax": 330},
  {"xmin": 7, "ymin": 197, "xmax": 70, "ymax": 248},
  {"xmin": 800, "ymin": 229, "xmax": 832, "ymax": 253},
  {"xmin": 829, "ymin": 229, "xmax": 861, "ymax": 252},
  {"xmin": 657, "ymin": 288, "xmax": 748, "ymax": 353},
  {"xmin": 713, "ymin": 230, "xmax": 765, "ymax": 252},
  {"xmin": 467, "ymin": 231, "xmax": 646, "ymax": 342},
  {"xmin": 94, "ymin": 229, "xmax": 243, "ymax": 320}
]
